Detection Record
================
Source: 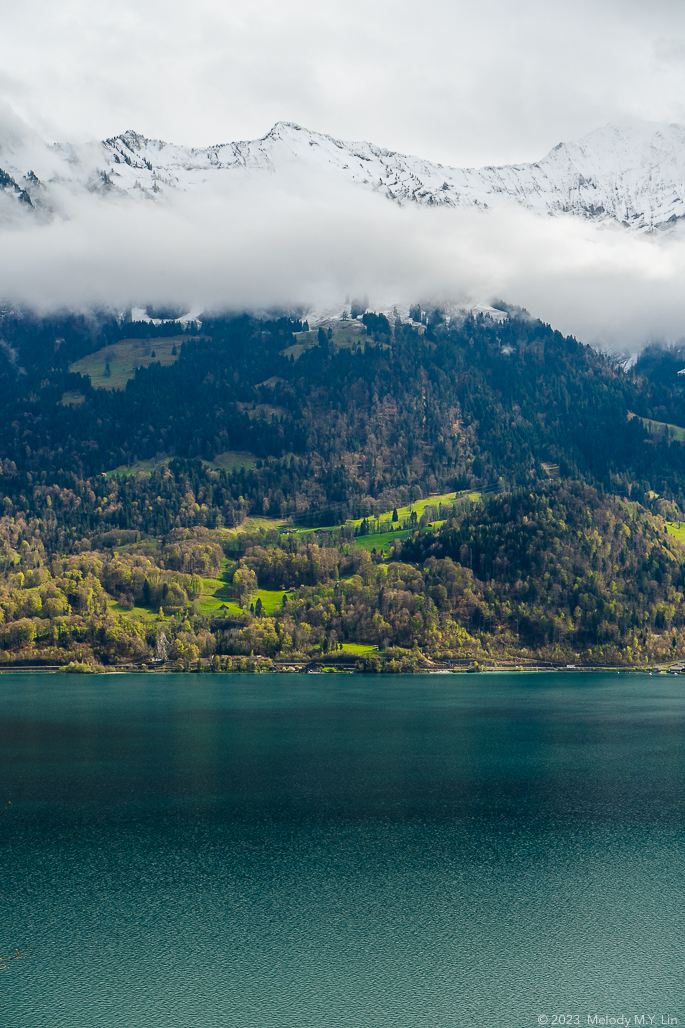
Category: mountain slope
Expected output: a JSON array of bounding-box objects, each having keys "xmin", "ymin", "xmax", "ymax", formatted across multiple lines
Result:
[
  {"xmin": 0, "ymin": 307, "xmax": 685, "ymax": 668},
  {"xmin": 3, "ymin": 118, "xmax": 685, "ymax": 229},
  {"xmin": 2, "ymin": 305, "xmax": 685, "ymax": 529}
]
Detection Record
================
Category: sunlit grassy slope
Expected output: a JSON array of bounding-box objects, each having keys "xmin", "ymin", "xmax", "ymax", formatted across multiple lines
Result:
[
  {"xmin": 665, "ymin": 522, "xmax": 685, "ymax": 543},
  {"xmin": 295, "ymin": 490, "xmax": 482, "ymax": 539},
  {"xmin": 354, "ymin": 529, "xmax": 411, "ymax": 553},
  {"xmin": 360, "ymin": 491, "xmax": 482, "ymax": 530},
  {"xmin": 197, "ymin": 579, "xmax": 287, "ymax": 617},
  {"xmin": 107, "ymin": 572, "xmax": 288, "ymax": 623}
]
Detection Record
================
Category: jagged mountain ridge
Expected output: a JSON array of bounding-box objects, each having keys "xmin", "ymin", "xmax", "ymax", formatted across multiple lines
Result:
[{"xmin": 3, "ymin": 118, "xmax": 685, "ymax": 229}]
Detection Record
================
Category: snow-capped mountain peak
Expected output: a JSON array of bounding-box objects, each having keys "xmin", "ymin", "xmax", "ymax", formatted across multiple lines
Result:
[{"xmin": 3, "ymin": 117, "xmax": 685, "ymax": 230}]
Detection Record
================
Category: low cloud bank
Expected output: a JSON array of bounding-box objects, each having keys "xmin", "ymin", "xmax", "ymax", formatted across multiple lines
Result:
[{"xmin": 1, "ymin": 162, "xmax": 685, "ymax": 349}]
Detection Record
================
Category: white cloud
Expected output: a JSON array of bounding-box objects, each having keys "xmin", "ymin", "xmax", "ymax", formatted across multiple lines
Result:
[{"xmin": 1, "ymin": 160, "xmax": 685, "ymax": 350}]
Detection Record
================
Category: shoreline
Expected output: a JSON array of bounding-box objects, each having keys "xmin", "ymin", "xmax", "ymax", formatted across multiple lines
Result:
[{"xmin": 0, "ymin": 662, "xmax": 681, "ymax": 676}]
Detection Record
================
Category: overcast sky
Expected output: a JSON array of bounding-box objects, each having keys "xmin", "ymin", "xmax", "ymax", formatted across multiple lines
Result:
[
  {"xmin": 3, "ymin": 0, "xmax": 685, "ymax": 347},
  {"xmin": 3, "ymin": 0, "xmax": 685, "ymax": 164}
]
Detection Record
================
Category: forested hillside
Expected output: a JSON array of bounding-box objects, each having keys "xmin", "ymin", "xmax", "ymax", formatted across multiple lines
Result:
[
  {"xmin": 2, "ymin": 305, "xmax": 685, "ymax": 668},
  {"xmin": 0, "ymin": 481, "xmax": 683, "ymax": 669},
  {"xmin": 1, "ymin": 304, "xmax": 685, "ymax": 535}
]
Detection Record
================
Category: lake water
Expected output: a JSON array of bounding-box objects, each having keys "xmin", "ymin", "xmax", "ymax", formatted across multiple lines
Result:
[{"xmin": 1, "ymin": 672, "xmax": 684, "ymax": 1028}]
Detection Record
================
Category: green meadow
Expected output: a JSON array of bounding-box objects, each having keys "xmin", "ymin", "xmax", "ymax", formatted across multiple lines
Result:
[
  {"xmin": 69, "ymin": 335, "xmax": 197, "ymax": 391},
  {"xmin": 104, "ymin": 450, "xmax": 259, "ymax": 479},
  {"xmin": 629, "ymin": 412, "xmax": 685, "ymax": 443}
]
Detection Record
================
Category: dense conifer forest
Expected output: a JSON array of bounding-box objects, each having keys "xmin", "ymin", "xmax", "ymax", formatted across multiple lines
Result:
[{"xmin": 2, "ymin": 304, "xmax": 685, "ymax": 669}]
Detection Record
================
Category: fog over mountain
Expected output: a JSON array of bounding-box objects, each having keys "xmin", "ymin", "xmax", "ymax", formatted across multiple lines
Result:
[
  {"xmin": 4, "ymin": 110, "xmax": 685, "ymax": 347},
  {"xmin": 6, "ymin": 117, "xmax": 685, "ymax": 229}
]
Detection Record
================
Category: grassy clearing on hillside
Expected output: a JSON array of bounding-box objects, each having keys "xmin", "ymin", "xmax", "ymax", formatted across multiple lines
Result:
[
  {"xmin": 354, "ymin": 529, "xmax": 411, "ymax": 553},
  {"xmin": 239, "ymin": 516, "xmax": 287, "ymax": 533},
  {"xmin": 628, "ymin": 412, "xmax": 685, "ymax": 443},
  {"xmin": 665, "ymin": 522, "xmax": 685, "ymax": 543},
  {"xmin": 69, "ymin": 335, "xmax": 198, "ymax": 391},
  {"xmin": 327, "ymin": 324, "xmax": 368, "ymax": 348},
  {"xmin": 289, "ymin": 491, "xmax": 482, "ymax": 541},
  {"xmin": 236, "ymin": 402, "xmax": 290, "ymax": 421},
  {"xmin": 59, "ymin": 391, "xmax": 85, "ymax": 406},
  {"xmin": 106, "ymin": 597, "xmax": 159, "ymax": 622},
  {"xmin": 339, "ymin": 643, "xmax": 378, "ymax": 655},
  {"xmin": 206, "ymin": 451, "xmax": 258, "ymax": 473},
  {"xmin": 105, "ymin": 450, "xmax": 259, "ymax": 479},
  {"xmin": 280, "ymin": 342, "xmax": 308, "ymax": 361},
  {"xmin": 388, "ymin": 490, "xmax": 481, "ymax": 522},
  {"xmin": 105, "ymin": 457, "xmax": 162, "ymax": 478},
  {"xmin": 104, "ymin": 572, "xmax": 241, "ymax": 621},
  {"xmin": 255, "ymin": 589, "xmax": 289, "ymax": 614},
  {"xmin": 197, "ymin": 577, "xmax": 287, "ymax": 617},
  {"xmin": 197, "ymin": 576, "xmax": 233, "ymax": 616},
  {"xmin": 348, "ymin": 490, "xmax": 483, "ymax": 533},
  {"xmin": 282, "ymin": 322, "xmax": 368, "ymax": 361}
]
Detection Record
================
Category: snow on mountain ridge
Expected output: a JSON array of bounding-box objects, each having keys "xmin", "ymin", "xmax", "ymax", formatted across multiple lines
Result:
[{"xmin": 3, "ymin": 118, "xmax": 685, "ymax": 230}]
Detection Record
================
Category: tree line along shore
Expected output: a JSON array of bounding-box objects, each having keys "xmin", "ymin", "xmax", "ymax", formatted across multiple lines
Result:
[{"xmin": 2, "ymin": 480, "xmax": 685, "ymax": 671}]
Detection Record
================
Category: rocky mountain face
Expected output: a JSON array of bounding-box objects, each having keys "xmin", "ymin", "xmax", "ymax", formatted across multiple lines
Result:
[{"xmin": 3, "ymin": 118, "xmax": 685, "ymax": 230}]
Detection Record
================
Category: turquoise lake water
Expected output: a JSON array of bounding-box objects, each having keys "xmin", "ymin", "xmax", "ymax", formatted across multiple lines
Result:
[{"xmin": 1, "ymin": 672, "xmax": 684, "ymax": 1027}]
